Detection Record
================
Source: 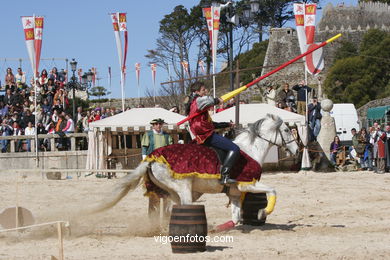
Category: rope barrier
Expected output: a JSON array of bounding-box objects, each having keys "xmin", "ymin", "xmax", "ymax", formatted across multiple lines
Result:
[{"xmin": 0, "ymin": 220, "xmax": 69, "ymax": 233}]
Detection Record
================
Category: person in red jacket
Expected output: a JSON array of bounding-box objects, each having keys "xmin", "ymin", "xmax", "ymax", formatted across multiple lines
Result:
[{"xmin": 185, "ymin": 81, "xmax": 239, "ymax": 185}]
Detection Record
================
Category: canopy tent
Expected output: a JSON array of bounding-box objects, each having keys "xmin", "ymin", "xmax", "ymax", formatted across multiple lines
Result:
[
  {"xmin": 89, "ymin": 108, "xmax": 187, "ymax": 131},
  {"xmin": 212, "ymin": 104, "xmax": 309, "ymax": 169},
  {"xmin": 367, "ymin": 105, "xmax": 390, "ymax": 121},
  {"xmin": 86, "ymin": 108, "xmax": 187, "ymax": 171}
]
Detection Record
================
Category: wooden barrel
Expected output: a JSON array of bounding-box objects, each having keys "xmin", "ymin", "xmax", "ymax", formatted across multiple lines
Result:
[
  {"xmin": 169, "ymin": 205, "xmax": 207, "ymax": 253},
  {"xmin": 242, "ymin": 193, "xmax": 268, "ymax": 226}
]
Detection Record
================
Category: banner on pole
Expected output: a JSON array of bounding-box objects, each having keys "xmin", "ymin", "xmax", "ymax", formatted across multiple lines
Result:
[
  {"xmin": 135, "ymin": 63, "xmax": 141, "ymax": 85},
  {"xmin": 151, "ymin": 64, "xmax": 157, "ymax": 85},
  {"xmin": 21, "ymin": 16, "xmax": 36, "ymax": 78},
  {"xmin": 293, "ymin": 3, "xmax": 323, "ymax": 75},
  {"xmin": 34, "ymin": 17, "xmax": 44, "ymax": 78}
]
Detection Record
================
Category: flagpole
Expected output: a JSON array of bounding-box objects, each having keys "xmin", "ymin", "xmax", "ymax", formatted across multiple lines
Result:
[
  {"xmin": 33, "ymin": 14, "xmax": 39, "ymax": 168},
  {"xmin": 108, "ymin": 67, "xmax": 112, "ymax": 107},
  {"xmin": 120, "ymin": 70, "xmax": 125, "ymax": 112}
]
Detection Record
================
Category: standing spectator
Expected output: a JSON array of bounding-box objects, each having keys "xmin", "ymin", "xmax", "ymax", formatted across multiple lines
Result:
[
  {"xmin": 277, "ymin": 83, "xmax": 295, "ymax": 110},
  {"xmin": 4, "ymin": 68, "xmax": 15, "ymax": 92},
  {"xmin": 15, "ymin": 68, "xmax": 27, "ymax": 90},
  {"xmin": 12, "ymin": 122, "xmax": 23, "ymax": 152},
  {"xmin": 292, "ymin": 80, "xmax": 312, "ymax": 115},
  {"xmin": 263, "ymin": 85, "xmax": 276, "ymax": 106},
  {"xmin": 0, "ymin": 119, "xmax": 13, "ymax": 152},
  {"xmin": 82, "ymin": 112, "xmax": 90, "ymax": 133},
  {"xmin": 141, "ymin": 118, "xmax": 173, "ymax": 214},
  {"xmin": 94, "ymin": 109, "xmax": 101, "ymax": 121},
  {"xmin": 141, "ymin": 118, "xmax": 173, "ymax": 159},
  {"xmin": 24, "ymin": 121, "xmax": 35, "ymax": 152},
  {"xmin": 36, "ymin": 121, "xmax": 46, "ymax": 151},
  {"xmin": 76, "ymin": 106, "xmax": 83, "ymax": 123},
  {"xmin": 49, "ymin": 67, "xmax": 59, "ymax": 82},
  {"xmin": 350, "ymin": 128, "xmax": 359, "ymax": 158},
  {"xmin": 357, "ymin": 128, "xmax": 373, "ymax": 171},
  {"xmin": 370, "ymin": 122, "xmax": 380, "ymax": 169},
  {"xmin": 373, "ymin": 125, "xmax": 386, "ymax": 174},
  {"xmin": 385, "ymin": 125, "xmax": 390, "ymax": 172},
  {"xmin": 308, "ymin": 97, "xmax": 322, "ymax": 141}
]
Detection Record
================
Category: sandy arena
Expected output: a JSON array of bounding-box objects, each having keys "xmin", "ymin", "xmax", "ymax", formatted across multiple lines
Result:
[{"xmin": 0, "ymin": 170, "xmax": 389, "ymax": 259}]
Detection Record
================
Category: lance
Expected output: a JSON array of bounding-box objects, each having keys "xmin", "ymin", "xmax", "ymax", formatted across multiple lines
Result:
[{"xmin": 177, "ymin": 33, "xmax": 342, "ymax": 126}]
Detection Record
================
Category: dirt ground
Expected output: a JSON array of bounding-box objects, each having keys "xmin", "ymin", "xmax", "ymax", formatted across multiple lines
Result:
[{"xmin": 0, "ymin": 170, "xmax": 389, "ymax": 260}]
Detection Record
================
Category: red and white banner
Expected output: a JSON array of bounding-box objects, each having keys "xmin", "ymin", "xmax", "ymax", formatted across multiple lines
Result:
[
  {"xmin": 21, "ymin": 16, "xmax": 36, "ymax": 77},
  {"xmin": 181, "ymin": 61, "xmax": 189, "ymax": 77},
  {"xmin": 202, "ymin": 7, "xmax": 213, "ymax": 52},
  {"xmin": 151, "ymin": 63, "xmax": 157, "ymax": 85},
  {"xmin": 78, "ymin": 68, "xmax": 83, "ymax": 82},
  {"xmin": 293, "ymin": 3, "xmax": 306, "ymax": 55},
  {"xmin": 305, "ymin": 4, "xmax": 316, "ymax": 45},
  {"xmin": 293, "ymin": 3, "xmax": 323, "ymax": 75},
  {"xmin": 91, "ymin": 67, "xmax": 97, "ymax": 87},
  {"xmin": 135, "ymin": 63, "xmax": 141, "ymax": 86},
  {"xmin": 34, "ymin": 17, "xmax": 44, "ymax": 78},
  {"xmin": 110, "ymin": 12, "xmax": 128, "ymax": 110}
]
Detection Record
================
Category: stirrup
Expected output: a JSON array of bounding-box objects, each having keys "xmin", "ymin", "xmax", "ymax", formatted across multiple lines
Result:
[{"xmin": 219, "ymin": 175, "xmax": 237, "ymax": 185}]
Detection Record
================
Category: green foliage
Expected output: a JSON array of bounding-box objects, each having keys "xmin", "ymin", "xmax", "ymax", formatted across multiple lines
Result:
[
  {"xmin": 324, "ymin": 29, "xmax": 390, "ymax": 107},
  {"xmin": 65, "ymin": 97, "xmax": 90, "ymax": 115},
  {"xmin": 334, "ymin": 41, "xmax": 358, "ymax": 61},
  {"xmin": 236, "ymin": 40, "xmax": 269, "ymax": 84},
  {"xmin": 89, "ymin": 86, "xmax": 111, "ymax": 100}
]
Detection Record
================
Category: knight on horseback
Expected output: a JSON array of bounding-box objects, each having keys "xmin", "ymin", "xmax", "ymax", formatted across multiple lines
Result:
[{"xmin": 185, "ymin": 81, "xmax": 240, "ymax": 185}]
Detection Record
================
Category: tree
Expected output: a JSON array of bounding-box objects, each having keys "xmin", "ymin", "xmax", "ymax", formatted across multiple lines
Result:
[
  {"xmin": 89, "ymin": 86, "xmax": 111, "ymax": 100},
  {"xmin": 324, "ymin": 29, "xmax": 390, "ymax": 107}
]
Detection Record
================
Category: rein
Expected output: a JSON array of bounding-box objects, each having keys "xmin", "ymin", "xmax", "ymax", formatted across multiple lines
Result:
[{"xmin": 256, "ymin": 128, "xmax": 296, "ymax": 147}]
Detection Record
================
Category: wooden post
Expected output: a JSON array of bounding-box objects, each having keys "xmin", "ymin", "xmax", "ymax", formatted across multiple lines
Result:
[{"xmin": 57, "ymin": 222, "xmax": 64, "ymax": 260}]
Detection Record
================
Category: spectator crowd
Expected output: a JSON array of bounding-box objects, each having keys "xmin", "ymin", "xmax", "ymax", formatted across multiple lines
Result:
[{"xmin": 0, "ymin": 67, "xmax": 119, "ymax": 152}]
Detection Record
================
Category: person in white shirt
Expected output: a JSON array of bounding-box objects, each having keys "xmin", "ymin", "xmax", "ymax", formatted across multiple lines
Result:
[
  {"xmin": 63, "ymin": 114, "xmax": 75, "ymax": 133},
  {"xmin": 24, "ymin": 121, "xmax": 36, "ymax": 152},
  {"xmin": 264, "ymin": 85, "xmax": 276, "ymax": 106},
  {"xmin": 15, "ymin": 68, "xmax": 26, "ymax": 90}
]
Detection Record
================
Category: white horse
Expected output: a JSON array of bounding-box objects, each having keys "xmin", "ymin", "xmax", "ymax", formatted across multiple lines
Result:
[{"xmin": 94, "ymin": 114, "xmax": 298, "ymax": 227}]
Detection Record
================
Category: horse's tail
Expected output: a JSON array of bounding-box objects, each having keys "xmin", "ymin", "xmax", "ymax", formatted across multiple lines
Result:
[{"xmin": 87, "ymin": 161, "xmax": 149, "ymax": 214}]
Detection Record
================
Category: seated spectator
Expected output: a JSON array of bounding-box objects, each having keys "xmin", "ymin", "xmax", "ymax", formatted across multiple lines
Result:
[
  {"xmin": 3, "ymin": 89, "xmax": 13, "ymax": 107},
  {"xmin": 4, "ymin": 68, "xmax": 16, "ymax": 92},
  {"xmin": 0, "ymin": 119, "xmax": 13, "ymax": 152},
  {"xmin": 21, "ymin": 109, "xmax": 35, "ymax": 128},
  {"xmin": 39, "ymin": 69, "xmax": 49, "ymax": 86},
  {"xmin": 330, "ymin": 136, "xmax": 345, "ymax": 166},
  {"xmin": 62, "ymin": 114, "xmax": 75, "ymax": 133},
  {"xmin": 15, "ymin": 68, "xmax": 27, "ymax": 90},
  {"xmin": 49, "ymin": 67, "xmax": 59, "ymax": 82}
]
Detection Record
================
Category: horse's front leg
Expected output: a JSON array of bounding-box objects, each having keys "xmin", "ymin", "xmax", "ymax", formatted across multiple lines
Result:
[{"xmin": 238, "ymin": 182, "xmax": 277, "ymax": 218}]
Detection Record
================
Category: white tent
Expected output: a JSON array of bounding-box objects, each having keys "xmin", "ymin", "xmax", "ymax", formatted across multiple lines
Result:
[
  {"xmin": 212, "ymin": 103, "xmax": 305, "ymax": 127},
  {"xmin": 86, "ymin": 108, "xmax": 188, "ymax": 171},
  {"xmin": 89, "ymin": 108, "xmax": 187, "ymax": 131},
  {"xmin": 212, "ymin": 104, "xmax": 309, "ymax": 168}
]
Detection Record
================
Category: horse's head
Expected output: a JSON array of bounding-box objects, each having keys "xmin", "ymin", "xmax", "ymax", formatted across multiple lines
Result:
[{"xmin": 250, "ymin": 114, "xmax": 298, "ymax": 156}]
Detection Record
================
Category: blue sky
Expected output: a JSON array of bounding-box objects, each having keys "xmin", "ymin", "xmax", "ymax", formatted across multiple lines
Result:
[{"xmin": 0, "ymin": 0, "xmax": 357, "ymax": 99}]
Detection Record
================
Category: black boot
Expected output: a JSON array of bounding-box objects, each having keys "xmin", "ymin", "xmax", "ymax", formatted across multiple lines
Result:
[{"xmin": 219, "ymin": 150, "xmax": 240, "ymax": 185}]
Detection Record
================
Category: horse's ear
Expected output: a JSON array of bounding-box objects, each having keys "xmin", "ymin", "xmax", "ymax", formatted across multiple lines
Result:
[{"xmin": 268, "ymin": 114, "xmax": 283, "ymax": 130}]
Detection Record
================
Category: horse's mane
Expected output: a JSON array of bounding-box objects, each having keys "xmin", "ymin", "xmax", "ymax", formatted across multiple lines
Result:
[{"xmin": 238, "ymin": 115, "xmax": 283, "ymax": 144}]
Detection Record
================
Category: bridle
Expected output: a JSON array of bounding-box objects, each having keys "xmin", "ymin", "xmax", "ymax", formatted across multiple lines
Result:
[{"xmin": 256, "ymin": 128, "xmax": 296, "ymax": 147}]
